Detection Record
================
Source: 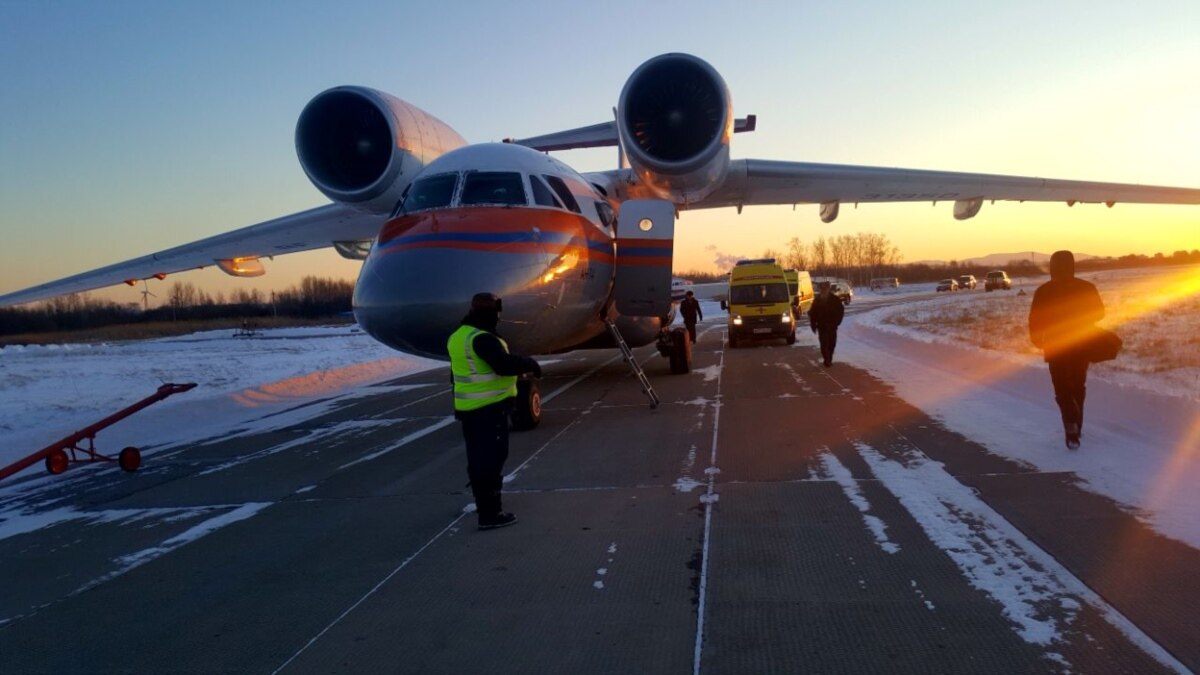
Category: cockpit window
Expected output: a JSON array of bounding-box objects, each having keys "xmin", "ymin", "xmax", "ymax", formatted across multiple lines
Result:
[
  {"xmin": 460, "ymin": 172, "xmax": 526, "ymax": 206},
  {"xmin": 594, "ymin": 201, "xmax": 614, "ymax": 229},
  {"xmin": 543, "ymin": 175, "xmax": 581, "ymax": 213},
  {"xmin": 404, "ymin": 173, "xmax": 457, "ymax": 212},
  {"xmin": 530, "ymin": 175, "xmax": 563, "ymax": 209},
  {"xmin": 389, "ymin": 185, "xmax": 411, "ymax": 218}
]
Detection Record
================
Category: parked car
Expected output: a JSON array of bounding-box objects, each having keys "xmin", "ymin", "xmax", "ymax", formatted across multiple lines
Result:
[
  {"xmin": 936, "ymin": 278, "xmax": 959, "ymax": 292},
  {"xmin": 984, "ymin": 270, "xmax": 1012, "ymax": 291},
  {"xmin": 870, "ymin": 277, "xmax": 900, "ymax": 290},
  {"xmin": 830, "ymin": 281, "xmax": 854, "ymax": 304},
  {"xmin": 957, "ymin": 274, "xmax": 978, "ymax": 290}
]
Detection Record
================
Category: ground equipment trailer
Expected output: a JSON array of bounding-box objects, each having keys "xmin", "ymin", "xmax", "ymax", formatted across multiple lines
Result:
[{"xmin": 0, "ymin": 382, "xmax": 197, "ymax": 480}]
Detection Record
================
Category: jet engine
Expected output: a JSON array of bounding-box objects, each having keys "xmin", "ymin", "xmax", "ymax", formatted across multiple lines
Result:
[
  {"xmin": 617, "ymin": 54, "xmax": 734, "ymax": 203},
  {"xmin": 295, "ymin": 87, "xmax": 467, "ymax": 214}
]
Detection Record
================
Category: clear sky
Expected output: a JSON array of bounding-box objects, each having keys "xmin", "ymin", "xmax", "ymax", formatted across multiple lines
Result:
[{"xmin": 2, "ymin": 0, "xmax": 1197, "ymax": 305}]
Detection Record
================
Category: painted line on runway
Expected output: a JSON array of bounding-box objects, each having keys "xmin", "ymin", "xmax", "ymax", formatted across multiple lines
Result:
[
  {"xmin": 270, "ymin": 512, "xmax": 469, "ymax": 675},
  {"xmin": 693, "ymin": 332, "xmax": 725, "ymax": 675},
  {"xmin": 273, "ymin": 351, "xmax": 624, "ymax": 673},
  {"xmin": 337, "ymin": 417, "xmax": 457, "ymax": 470}
]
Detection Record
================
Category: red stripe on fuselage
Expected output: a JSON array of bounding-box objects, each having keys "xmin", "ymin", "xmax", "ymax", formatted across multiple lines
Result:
[
  {"xmin": 374, "ymin": 207, "xmax": 615, "ymax": 264},
  {"xmin": 379, "ymin": 207, "xmax": 610, "ymax": 246}
]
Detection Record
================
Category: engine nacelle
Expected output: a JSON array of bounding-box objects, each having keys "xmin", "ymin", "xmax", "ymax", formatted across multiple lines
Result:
[
  {"xmin": 617, "ymin": 54, "xmax": 734, "ymax": 204},
  {"xmin": 295, "ymin": 87, "xmax": 467, "ymax": 214}
]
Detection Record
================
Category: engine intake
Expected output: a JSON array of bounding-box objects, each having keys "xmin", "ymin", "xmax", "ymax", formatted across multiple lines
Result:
[
  {"xmin": 296, "ymin": 87, "xmax": 466, "ymax": 214},
  {"xmin": 618, "ymin": 54, "xmax": 733, "ymax": 202}
]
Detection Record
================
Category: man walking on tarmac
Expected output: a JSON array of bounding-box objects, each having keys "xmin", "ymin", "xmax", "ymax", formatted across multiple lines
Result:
[
  {"xmin": 447, "ymin": 293, "xmax": 542, "ymax": 530},
  {"xmin": 1028, "ymin": 250, "xmax": 1106, "ymax": 450},
  {"xmin": 808, "ymin": 281, "xmax": 845, "ymax": 367},
  {"xmin": 679, "ymin": 290, "xmax": 703, "ymax": 346}
]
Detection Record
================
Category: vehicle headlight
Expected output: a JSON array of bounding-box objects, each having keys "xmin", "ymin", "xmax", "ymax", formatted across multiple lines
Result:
[
  {"xmin": 781, "ymin": 312, "xmax": 792, "ymax": 323},
  {"xmin": 732, "ymin": 315, "xmax": 743, "ymax": 326}
]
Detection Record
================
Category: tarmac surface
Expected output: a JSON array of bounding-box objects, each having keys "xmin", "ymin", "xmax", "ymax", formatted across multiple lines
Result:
[{"xmin": 1, "ymin": 316, "xmax": 1198, "ymax": 674}]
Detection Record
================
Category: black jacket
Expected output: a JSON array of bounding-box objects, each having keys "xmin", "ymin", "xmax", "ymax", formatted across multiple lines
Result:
[
  {"xmin": 1029, "ymin": 270, "xmax": 1103, "ymax": 362},
  {"xmin": 680, "ymin": 296, "xmax": 703, "ymax": 323},
  {"xmin": 808, "ymin": 293, "xmax": 844, "ymax": 331}
]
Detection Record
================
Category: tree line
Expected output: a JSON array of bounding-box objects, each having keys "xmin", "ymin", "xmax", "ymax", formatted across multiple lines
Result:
[
  {"xmin": 678, "ymin": 233, "xmax": 1200, "ymax": 286},
  {"xmin": 0, "ymin": 276, "xmax": 354, "ymax": 337}
]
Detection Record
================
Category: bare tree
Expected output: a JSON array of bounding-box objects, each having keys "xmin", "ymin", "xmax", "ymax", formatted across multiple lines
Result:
[{"xmin": 782, "ymin": 237, "xmax": 808, "ymax": 270}]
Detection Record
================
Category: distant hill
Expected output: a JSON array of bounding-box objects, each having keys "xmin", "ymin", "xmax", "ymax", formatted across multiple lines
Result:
[{"xmin": 908, "ymin": 251, "xmax": 1097, "ymax": 267}]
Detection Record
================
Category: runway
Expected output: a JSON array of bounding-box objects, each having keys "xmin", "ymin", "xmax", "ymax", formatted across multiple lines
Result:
[{"xmin": 1, "ymin": 319, "xmax": 1197, "ymax": 674}]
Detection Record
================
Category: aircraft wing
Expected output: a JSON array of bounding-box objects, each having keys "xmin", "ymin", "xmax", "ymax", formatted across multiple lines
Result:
[
  {"xmin": 694, "ymin": 159, "xmax": 1200, "ymax": 213},
  {"xmin": 0, "ymin": 204, "xmax": 384, "ymax": 306}
]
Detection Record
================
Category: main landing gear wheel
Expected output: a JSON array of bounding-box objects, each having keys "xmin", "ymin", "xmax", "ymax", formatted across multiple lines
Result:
[
  {"xmin": 118, "ymin": 446, "xmax": 142, "ymax": 472},
  {"xmin": 669, "ymin": 327, "xmax": 691, "ymax": 375},
  {"xmin": 511, "ymin": 379, "xmax": 541, "ymax": 431},
  {"xmin": 45, "ymin": 449, "xmax": 69, "ymax": 475}
]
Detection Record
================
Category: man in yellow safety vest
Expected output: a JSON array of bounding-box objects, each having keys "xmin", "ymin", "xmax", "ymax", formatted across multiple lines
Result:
[{"xmin": 447, "ymin": 293, "xmax": 542, "ymax": 530}]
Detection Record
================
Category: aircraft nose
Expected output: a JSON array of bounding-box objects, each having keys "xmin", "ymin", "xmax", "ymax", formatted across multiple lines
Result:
[{"xmin": 352, "ymin": 213, "xmax": 547, "ymax": 359}]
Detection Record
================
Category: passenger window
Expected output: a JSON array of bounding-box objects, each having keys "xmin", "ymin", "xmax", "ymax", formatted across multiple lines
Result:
[
  {"xmin": 543, "ymin": 175, "xmax": 581, "ymax": 213},
  {"xmin": 530, "ymin": 175, "xmax": 563, "ymax": 208},
  {"xmin": 405, "ymin": 174, "xmax": 457, "ymax": 212},
  {"xmin": 461, "ymin": 172, "xmax": 527, "ymax": 206}
]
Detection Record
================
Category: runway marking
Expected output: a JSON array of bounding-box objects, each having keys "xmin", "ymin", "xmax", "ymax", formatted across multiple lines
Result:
[
  {"xmin": 272, "ymin": 352, "xmax": 622, "ymax": 674},
  {"xmin": 337, "ymin": 417, "xmax": 456, "ymax": 470},
  {"xmin": 270, "ymin": 513, "xmax": 469, "ymax": 675},
  {"xmin": 693, "ymin": 331, "xmax": 725, "ymax": 675}
]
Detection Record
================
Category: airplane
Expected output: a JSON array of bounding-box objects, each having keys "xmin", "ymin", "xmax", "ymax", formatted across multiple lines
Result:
[{"xmin": 3, "ymin": 52, "xmax": 1200, "ymax": 392}]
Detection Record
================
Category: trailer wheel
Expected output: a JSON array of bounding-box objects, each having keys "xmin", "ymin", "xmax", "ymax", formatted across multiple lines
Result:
[
  {"xmin": 669, "ymin": 328, "xmax": 691, "ymax": 374},
  {"xmin": 45, "ymin": 449, "xmax": 69, "ymax": 475},
  {"xmin": 511, "ymin": 379, "xmax": 541, "ymax": 431},
  {"xmin": 118, "ymin": 446, "xmax": 141, "ymax": 472}
]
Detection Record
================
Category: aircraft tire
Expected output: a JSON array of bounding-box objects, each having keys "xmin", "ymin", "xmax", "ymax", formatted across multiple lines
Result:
[
  {"xmin": 669, "ymin": 328, "xmax": 691, "ymax": 375},
  {"xmin": 118, "ymin": 446, "xmax": 141, "ymax": 472},
  {"xmin": 511, "ymin": 379, "xmax": 541, "ymax": 431}
]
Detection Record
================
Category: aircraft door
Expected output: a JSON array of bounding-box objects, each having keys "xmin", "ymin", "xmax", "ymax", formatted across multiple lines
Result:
[{"xmin": 613, "ymin": 199, "xmax": 675, "ymax": 318}]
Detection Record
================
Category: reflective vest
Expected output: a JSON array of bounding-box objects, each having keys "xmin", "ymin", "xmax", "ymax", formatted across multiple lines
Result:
[{"xmin": 447, "ymin": 325, "xmax": 518, "ymax": 412}]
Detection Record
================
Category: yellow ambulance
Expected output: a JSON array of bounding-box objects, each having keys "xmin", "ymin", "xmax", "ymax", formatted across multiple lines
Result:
[{"xmin": 720, "ymin": 258, "xmax": 796, "ymax": 348}]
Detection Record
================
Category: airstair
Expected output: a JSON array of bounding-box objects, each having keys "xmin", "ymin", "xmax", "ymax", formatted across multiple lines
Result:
[{"xmin": 606, "ymin": 318, "xmax": 659, "ymax": 409}]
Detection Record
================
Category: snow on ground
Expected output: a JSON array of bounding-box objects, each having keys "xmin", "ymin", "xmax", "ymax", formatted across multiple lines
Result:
[
  {"xmin": 838, "ymin": 264, "xmax": 1200, "ymax": 548},
  {"xmin": 0, "ymin": 325, "xmax": 442, "ymax": 473}
]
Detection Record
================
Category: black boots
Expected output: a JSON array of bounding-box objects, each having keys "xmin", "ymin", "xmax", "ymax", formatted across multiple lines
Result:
[
  {"xmin": 478, "ymin": 512, "xmax": 518, "ymax": 530},
  {"xmin": 1065, "ymin": 423, "xmax": 1081, "ymax": 450}
]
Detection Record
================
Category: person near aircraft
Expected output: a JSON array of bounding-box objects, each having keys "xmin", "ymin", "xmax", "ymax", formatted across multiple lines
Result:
[
  {"xmin": 1028, "ymin": 250, "xmax": 1107, "ymax": 450},
  {"xmin": 679, "ymin": 290, "xmax": 703, "ymax": 346},
  {"xmin": 447, "ymin": 293, "xmax": 542, "ymax": 529},
  {"xmin": 808, "ymin": 281, "xmax": 845, "ymax": 367}
]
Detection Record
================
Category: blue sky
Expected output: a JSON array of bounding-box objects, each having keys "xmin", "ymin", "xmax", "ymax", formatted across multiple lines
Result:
[{"xmin": 2, "ymin": 0, "xmax": 1197, "ymax": 302}]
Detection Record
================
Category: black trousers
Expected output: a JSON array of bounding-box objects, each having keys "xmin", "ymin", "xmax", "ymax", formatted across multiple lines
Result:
[
  {"xmin": 1048, "ymin": 357, "xmax": 1089, "ymax": 433},
  {"xmin": 684, "ymin": 320, "xmax": 698, "ymax": 345},
  {"xmin": 817, "ymin": 327, "xmax": 838, "ymax": 363},
  {"xmin": 458, "ymin": 404, "xmax": 510, "ymax": 516}
]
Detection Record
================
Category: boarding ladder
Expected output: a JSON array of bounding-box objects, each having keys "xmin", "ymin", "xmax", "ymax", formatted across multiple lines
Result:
[{"xmin": 606, "ymin": 318, "xmax": 659, "ymax": 409}]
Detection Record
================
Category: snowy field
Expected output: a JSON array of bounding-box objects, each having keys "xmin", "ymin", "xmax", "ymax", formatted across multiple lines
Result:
[{"xmin": 2, "ymin": 265, "xmax": 1197, "ymax": 552}]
